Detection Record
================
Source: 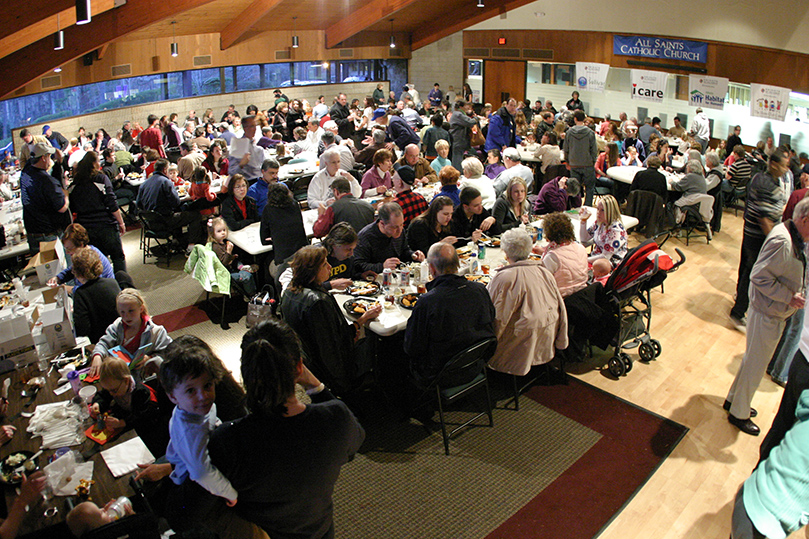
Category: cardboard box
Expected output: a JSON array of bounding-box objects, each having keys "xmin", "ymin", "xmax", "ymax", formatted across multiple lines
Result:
[
  {"xmin": 0, "ymin": 316, "xmax": 37, "ymax": 365},
  {"xmin": 24, "ymin": 239, "xmax": 67, "ymax": 286},
  {"xmin": 36, "ymin": 289, "xmax": 75, "ymax": 357}
]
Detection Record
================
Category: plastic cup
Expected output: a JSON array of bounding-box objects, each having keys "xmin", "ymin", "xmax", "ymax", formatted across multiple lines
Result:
[{"xmin": 79, "ymin": 385, "xmax": 97, "ymax": 405}]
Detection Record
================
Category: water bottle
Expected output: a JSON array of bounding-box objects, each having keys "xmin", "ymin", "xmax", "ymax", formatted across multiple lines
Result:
[{"xmin": 67, "ymin": 371, "xmax": 82, "ymax": 396}]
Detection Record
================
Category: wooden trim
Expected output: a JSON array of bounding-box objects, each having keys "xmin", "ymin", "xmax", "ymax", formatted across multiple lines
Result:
[
  {"xmin": 325, "ymin": 0, "xmax": 420, "ymax": 49},
  {"xmin": 219, "ymin": 0, "xmax": 286, "ymax": 50}
]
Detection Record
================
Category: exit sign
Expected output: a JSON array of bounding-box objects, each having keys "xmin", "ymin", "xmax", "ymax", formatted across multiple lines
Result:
[{"xmin": 498, "ymin": 37, "xmax": 506, "ymax": 45}]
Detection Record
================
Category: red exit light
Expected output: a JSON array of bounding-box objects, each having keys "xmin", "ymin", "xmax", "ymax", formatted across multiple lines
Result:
[{"xmin": 498, "ymin": 37, "xmax": 506, "ymax": 45}]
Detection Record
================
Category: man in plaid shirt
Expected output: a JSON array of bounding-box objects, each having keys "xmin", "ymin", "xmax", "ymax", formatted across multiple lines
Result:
[{"xmin": 393, "ymin": 164, "xmax": 428, "ymax": 226}]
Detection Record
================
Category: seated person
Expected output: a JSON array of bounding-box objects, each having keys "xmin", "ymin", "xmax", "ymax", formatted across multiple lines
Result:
[
  {"xmin": 671, "ymin": 159, "xmax": 708, "ymax": 197},
  {"xmin": 392, "ymin": 164, "xmax": 429, "ymax": 226},
  {"xmin": 644, "ymin": 139, "xmax": 673, "ymax": 170},
  {"xmin": 484, "ymin": 149, "xmax": 506, "ymax": 180},
  {"xmin": 136, "ymin": 158, "xmax": 198, "ymax": 249},
  {"xmin": 534, "ymin": 131, "xmax": 562, "ymax": 176},
  {"xmin": 395, "ymin": 144, "xmax": 438, "ymax": 186},
  {"xmin": 48, "ymin": 223, "xmax": 114, "ymax": 291},
  {"xmin": 422, "ymin": 114, "xmax": 450, "ymax": 160},
  {"xmin": 407, "ymin": 196, "xmax": 458, "ymax": 255},
  {"xmin": 66, "ymin": 499, "xmax": 137, "ymax": 538},
  {"xmin": 279, "ymin": 245, "xmax": 381, "ymax": 394},
  {"xmin": 621, "ymin": 145, "xmax": 643, "ymax": 166},
  {"xmin": 0, "ymin": 471, "xmax": 46, "ymax": 539},
  {"xmin": 360, "ymin": 149, "xmax": 394, "ymax": 198},
  {"xmin": 208, "ymin": 217, "xmax": 258, "ymax": 297},
  {"xmin": 307, "ymin": 149, "xmax": 361, "ymax": 210},
  {"xmin": 431, "ymin": 139, "xmax": 453, "ymax": 176},
  {"xmin": 220, "ymin": 174, "xmax": 259, "ymax": 232},
  {"xmin": 437, "ymin": 165, "xmax": 461, "ymax": 207},
  {"xmin": 534, "ymin": 176, "xmax": 582, "ymax": 215},
  {"xmin": 209, "ymin": 319, "xmax": 364, "ymax": 539},
  {"xmin": 487, "ymin": 227, "xmax": 568, "ymax": 375},
  {"xmin": 630, "ymin": 155, "xmax": 668, "ymax": 200},
  {"xmin": 312, "ymin": 178, "xmax": 375, "ymax": 238},
  {"xmin": 91, "ymin": 288, "xmax": 173, "ymax": 378},
  {"xmin": 592, "ymin": 258, "xmax": 612, "ymax": 286},
  {"xmin": 354, "ymin": 202, "xmax": 426, "ymax": 274},
  {"xmin": 403, "ymin": 242, "xmax": 496, "ymax": 388},
  {"xmin": 493, "ymin": 147, "xmax": 534, "ymax": 197},
  {"xmin": 578, "ymin": 195, "xmax": 628, "ymax": 268},
  {"xmin": 595, "ymin": 142, "xmax": 622, "ymax": 191},
  {"xmin": 90, "ymin": 356, "xmax": 157, "ymax": 434},
  {"xmin": 72, "ymin": 247, "xmax": 121, "ymax": 343},
  {"xmin": 450, "ymin": 186, "xmax": 502, "ymax": 245},
  {"xmin": 539, "ymin": 212, "xmax": 588, "ymax": 297},
  {"xmin": 260, "ymin": 184, "xmax": 309, "ymax": 276},
  {"xmin": 492, "ymin": 177, "xmax": 532, "ymax": 231},
  {"xmin": 247, "ymin": 159, "xmax": 281, "ymax": 215},
  {"xmin": 459, "ymin": 157, "xmax": 497, "ymax": 210}
]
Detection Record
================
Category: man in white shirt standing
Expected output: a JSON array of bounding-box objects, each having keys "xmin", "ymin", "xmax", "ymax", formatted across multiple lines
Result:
[
  {"xmin": 307, "ymin": 149, "xmax": 361, "ymax": 209},
  {"xmin": 691, "ymin": 107, "xmax": 711, "ymax": 154},
  {"xmin": 312, "ymin": 95, "xmax": 329, "ymax": 120},
  {"xmin": 228, "ymin": 115, "xmax": 265, "ymax": 181}
]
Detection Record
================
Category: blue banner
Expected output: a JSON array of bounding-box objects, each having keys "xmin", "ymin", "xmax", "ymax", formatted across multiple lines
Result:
[{"xmin": 613, "ymin": 35, "xmax": 707, "ymax": 64}]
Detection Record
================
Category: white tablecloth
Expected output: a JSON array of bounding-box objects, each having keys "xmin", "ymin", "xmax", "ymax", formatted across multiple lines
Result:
[{"xmin": 228, "ymin": 209, "xmax": 318, "ymax": 256}]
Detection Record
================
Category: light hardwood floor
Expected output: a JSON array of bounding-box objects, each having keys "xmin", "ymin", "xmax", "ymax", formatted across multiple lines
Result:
[{"xmin": 573, "ymin": 209, "xmax": 806, "ymax": 539}]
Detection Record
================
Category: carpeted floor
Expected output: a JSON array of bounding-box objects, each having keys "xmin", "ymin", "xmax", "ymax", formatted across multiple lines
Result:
[{"xmin": 121, "ymin": 226, "xmax": 688, "ymax": 538}]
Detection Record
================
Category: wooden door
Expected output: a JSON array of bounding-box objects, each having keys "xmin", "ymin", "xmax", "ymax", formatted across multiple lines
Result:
[{"xmin": 483, "ymin": 60, "xmax": 526, "ymax": 106}]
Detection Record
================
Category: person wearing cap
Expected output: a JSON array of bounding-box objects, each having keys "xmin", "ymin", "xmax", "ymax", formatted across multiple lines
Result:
[
  {"xmin": 395, "ymin": 144, "xmax": 437, "ymax": 188},
  {"xmin": 493, "ymin": 147, "xmax": 535, "ymax": 197},
  {"xmin": 312, "ymin": 178, "xmax": 374, "ymax": 239},
  {"xmin": 20, "ymin": 142, "xmax": 69, "ymax": 253},
  {"xmin": 393, "ymin": 164, "xmax": 428, "ymax": 226},
  {"xmin": 42, "ymin": 125, "xmax": 69, "ymax": 152},
  {"xmin": 691, "ymin": 107, "xmax": 711, "ymax": 154},
  {"xmin": 373, "ymin": 109, "xmax": 419, "ymax": 152},
  {"xmin": 18, "ymin": 128, "xmax": 49, "ymax": 164}
]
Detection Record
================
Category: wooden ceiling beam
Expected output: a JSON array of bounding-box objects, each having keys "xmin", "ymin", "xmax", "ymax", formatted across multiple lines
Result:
[
  {"xmin": 219, "ymin": 0, "xmax": 286, "ymax": 50},
  {"xmin": 0, "ymin": 0, "xmax": 219, "ymax": 100},
  {"xmin": 411, "ymin": 0, "xmax": 536, "ymax": 50},
  {"xmin": 0, "ymin": 0, "xmax": 73, "ymax": 42},
  {"xmin": 325, "ymin": 0, "xmax": 421, "ymax": 49}
]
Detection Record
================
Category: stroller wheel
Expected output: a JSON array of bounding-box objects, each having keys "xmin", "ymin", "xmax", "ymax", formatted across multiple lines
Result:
[
  {"xmin": 608, "ymin": 356, "xmax": 627, "ymax": 377},
  {"xmin": 650, "ymin": 339, "xmax": 662, "ymax": 358},
  {"xmin": 639, "ymin": 342, "xmax": 656, "ymax": 363},
  {"xmin": 622, "ymin": 353, "xmax": 633, "ymax": 372}
]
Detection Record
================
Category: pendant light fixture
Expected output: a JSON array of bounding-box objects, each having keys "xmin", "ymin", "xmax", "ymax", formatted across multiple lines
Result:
[
  {"xmin": 477, "ymin": 0, "xmax": 484, "ymax": 7},
  {"xmin": 292, "ymin": 17, "xmax": 299, "ymax": 48},
  {"xmin": 54, "ymin": 14, "xmax": 64, "ymax": 50},
  {"xmin": 170, "ymin": 21, "xmax": 178, "ymax": 57},
  {"xmin": 76, "ymin": 0, "xmax": 91, "ymax": 25},
  {"xmin": 389, "ymin": 19, "xmax": 395, "ymax": 49}
]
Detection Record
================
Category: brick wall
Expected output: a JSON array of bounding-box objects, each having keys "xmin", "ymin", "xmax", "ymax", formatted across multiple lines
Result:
[{"xmin": 409, "ymin": 34, "xmax": 464, "ymax": 101}]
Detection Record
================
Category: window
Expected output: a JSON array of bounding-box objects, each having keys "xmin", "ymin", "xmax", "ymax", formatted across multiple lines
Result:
[
  {"xmin": 235, "ymin": 65, "xmax": 261, "ymax": 91},
  {"xmin": 292, "ymin": 62, "xmax": 328, "ymax": 86}
]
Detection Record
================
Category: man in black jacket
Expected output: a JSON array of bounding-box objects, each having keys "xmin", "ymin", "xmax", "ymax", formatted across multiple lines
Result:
[
  {"xmin": 329, "ymin": 93, "xmax": 355, "ymax": 141},
  {"xmin": 354, "ymin": 202, "xmax": 425, "ymax": 274},
  {"xmin": 43, "ymin": 125, "xmax": 69, "ymax": 151}
]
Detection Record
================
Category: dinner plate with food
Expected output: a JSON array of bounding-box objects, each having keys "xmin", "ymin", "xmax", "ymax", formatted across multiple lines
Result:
[
  {"xmin": 343, "ymin": 298, "xmax": 381, "ymax": 317},
  {"xmin": 481, "ymin": 237, "xmax": 501, "ymax": 248},
  {"xmin": 465, "ymin": 274, "xmax": 491, "ymax": 285},
  {"xmin": 0, "ymin": 451, "xmax": 36, "ymax": 485},
  {"xmin": 397, "ymin": 293, "xmax": 422, "ymax": 310},
  {"xmin": 0, "ymin": 282, "xmax": 14, "ymax": 293},
  {"xmin": 456, "ymin": 246, "xmax": 473, "ymax": 260},
  {"xmin": 345, "ymin": 281, "xmax": 381, "ymax": 297}
]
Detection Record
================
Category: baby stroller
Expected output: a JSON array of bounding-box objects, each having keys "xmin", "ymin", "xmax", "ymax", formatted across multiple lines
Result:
[{"xmin": 603, "ymin": 236, "xmax": 686, "ymax": 377}]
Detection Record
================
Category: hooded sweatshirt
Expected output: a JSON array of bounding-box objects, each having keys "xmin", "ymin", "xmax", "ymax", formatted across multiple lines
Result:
[{"xmin": 564, "ymin": 124, "xmax": 598, "ymax": 168}]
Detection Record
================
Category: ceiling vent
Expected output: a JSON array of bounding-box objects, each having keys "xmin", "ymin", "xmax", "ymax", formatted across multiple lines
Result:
[
  {"xmin": 41, "ymin": 75, "xmax": 62, "ymax": 89},
  {"xmin": 111, "ymin": 64, "xmax": 132, "ymax": 77},
  {"xmin": 193, "ymin": 55, "xmax": 212, "ymax": 67},
  {"xmin": 275, "ymin": 50, "xmax": 291, "ymax": 60},
  {"xmin": 523, "ymin": 49, "xmax": 553, "ymax": 60},
  {"xmin": 339, "ymin": 49, "xmax": 354, "ymax": 58},
  {"xmin": 490, "ymin": 48, "xmax": 520, "ymax": 59}
]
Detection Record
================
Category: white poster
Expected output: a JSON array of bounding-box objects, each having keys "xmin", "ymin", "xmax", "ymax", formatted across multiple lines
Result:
[
  {"xmin": 575, "ymin": 63, "xmax": 610, "ymax": 93},
  {"xmin": 750, "ymin": 83, "xmax": 791, "ymax": 121},
  {"xmin": 689, "ymin": 75, "xmax": 729, "ymax": 110},
  {"xmin": 630, "ymin": 69, "xmax": 668, "ymax": 103}
]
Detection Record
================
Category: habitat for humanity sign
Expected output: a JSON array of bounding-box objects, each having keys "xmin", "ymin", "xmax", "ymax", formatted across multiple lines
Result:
[
  {"xmin": 689, "ymin": 75, "xmax": 728, "ymax": 110},
  {"xmin": 614, "ymin": 35, "xmax": 708, "ymax": 64},
  {"xmin": 750, "ymin": 83, "xmax": 791, "ymax": 122},
  {"xmin": 575, "ymin": 63, "xmax": 609, "ymax": 93},
  {"xmin": 630, "ymin": 70, "xmax": 667, "ymax": 103}
]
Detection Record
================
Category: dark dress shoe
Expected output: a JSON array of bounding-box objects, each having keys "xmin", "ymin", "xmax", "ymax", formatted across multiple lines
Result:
[
  {"xmin": 723, "ymin": 400, "xmax": 757, "ymax": 418},
  {"xmin": 728, "ymin": 415, "xmax": 760, "ymax": 436}
]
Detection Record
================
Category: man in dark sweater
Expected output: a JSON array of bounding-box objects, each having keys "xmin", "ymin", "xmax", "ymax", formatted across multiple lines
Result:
[
  {"xmin": 20, "ymin": 143, "xmax": 69, "ymax": 253},
  {"xmin": 354, "ymin": 202, "xmax": 425, "ymax": 274},
  {"xmin": 136, "ymin": 158, "xmax": 197, "ymax": 249},
  {"xmin": 450, "ymin": 186, "xmax": 502, "ymax": 245},
  {"xmin": 630, "ymin": 156, "xmax": 668, "ymax": 200},
  {"xmin": 312, "ymin": 178, "xmax": 374, "ymax": 238},
  {"xmin": 374, "ymin": 109, "xmax": 420, "ymax": 152}
]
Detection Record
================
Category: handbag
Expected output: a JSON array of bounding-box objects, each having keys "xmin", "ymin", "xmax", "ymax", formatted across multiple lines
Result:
[
  {"xmin": 246, "ymin": 284, "xmax": 278, "ymax": 328},
  {"xmin": 470, "ymin": 124, "xmax": 485, "ymax": 147}
]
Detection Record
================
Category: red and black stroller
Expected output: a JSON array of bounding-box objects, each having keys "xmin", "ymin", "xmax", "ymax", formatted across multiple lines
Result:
[{"xmin": 602, "ymin": 236, "xmax": 686, "ymax": 377}]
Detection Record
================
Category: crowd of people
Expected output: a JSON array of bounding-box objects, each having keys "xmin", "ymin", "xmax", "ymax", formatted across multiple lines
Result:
[{"xmin": 9, "ymin": 84, "xmax": 809, "ymax": 539}]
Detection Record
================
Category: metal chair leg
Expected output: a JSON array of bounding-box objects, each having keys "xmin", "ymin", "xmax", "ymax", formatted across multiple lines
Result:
[{"xmin": 436, "ymin": 386, "xmax": 449, "ymax": 456}]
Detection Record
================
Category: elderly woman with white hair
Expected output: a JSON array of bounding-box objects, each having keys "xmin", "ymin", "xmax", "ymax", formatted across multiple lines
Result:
[
  {"xmin": 672, "ymin": 158, "xmax": 709, "ymax": 197},
  {"xmin": 459, "ymin": 157, "xmax": 497, "ymax": 210},
  {"xmin": 487, "ymin": 227, "xmax": 568, "ymax": 375}
]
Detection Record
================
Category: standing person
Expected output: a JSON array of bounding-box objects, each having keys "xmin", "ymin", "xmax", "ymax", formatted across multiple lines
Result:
[
  {"xmin": 449, "ymin": 100, "xmax": 478, "ymax": 172},
  {"xmin": 42, "ymin": 125, "xmax": 69, "ymax": 151},
  {"xmin": 329, "ymin": 93, "xmax": 356, "ymax": 141},
  {"xmin": 69, "ymin": 151, "xmax": 127, "ymax": 272},
  {"xmin": 485, "ymin": 98, "xmax": 519, "ymax": 152},
  {"xmin": 725, "ymin": 197, "xmax": 809, "ymax": 436},
  {"xmin": 139, "ymin": 115, "xmax": 166, "ymax": 158},
  {"xmin": 422, "ymin": 114, "xmax": 450, "ymax": 159},
  {"xmin": 20, "ymin": 142, "xmax": 69, "ymax": 254},
  {"xmin": 228, "ymin": 115, "xmax": 264, "ymax": 182},
  {"xmin": 373, "ymin": 109, "xmax": 419, "ymax": 152},
  {"xmin": 373, "ymin": 83, "xmax": 387, "ymax": 106},
  {"xmin": 208, "ymin": 319, "xmax": 365, "ymax": 539},
  {"xmin": 726, "ymin": 125, "xmax": 743, "ymax": 156},
  {"xmin": 691, "ymin": 107, "xmax": 711, "ymax": 154},
  {"xmin": 730, "ymin": 151, "xmax": 788, "ymax": 331},
  {"xmin": 565, "ymin": 91, "xmax": 584, "ymax": 112},
  {"xmin": 564, "ymin": 110, "xmax": 599, "ymax": 206},
  {"xmin": 260, "ymin": 184, "xmax": 309, "ymax": 278},
  {"xmin": 428, "ymin": 83, "xmax": 443, "ymax": 107}
]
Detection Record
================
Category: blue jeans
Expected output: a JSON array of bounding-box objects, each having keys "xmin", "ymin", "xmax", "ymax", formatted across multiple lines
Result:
[
  {"xmin": 231, "ymin": 269, "xmax": 257, "ymax": 296},
  {"xmin": 27, "ymin": 232, "xmax": 59, "ymax": 255},
  {"xmin": 767, "ymin": 309, "xmax": 804, "ymax": 384}
]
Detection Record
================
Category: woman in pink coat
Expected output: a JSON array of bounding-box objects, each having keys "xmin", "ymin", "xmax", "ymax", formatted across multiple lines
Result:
[{"xmin": 487, "ymin": 228, "xmax": 569, "ymax": 376}]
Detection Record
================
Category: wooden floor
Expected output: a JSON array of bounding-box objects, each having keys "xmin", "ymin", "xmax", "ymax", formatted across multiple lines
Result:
[{"xmin": 573, "ymin": 209, "xmax": 807, "ymax": 539}]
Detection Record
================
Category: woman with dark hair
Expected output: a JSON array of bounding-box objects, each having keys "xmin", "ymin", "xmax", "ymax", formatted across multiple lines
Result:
[
  {"xmin": 484, "ymin": 148, "xmax": 505, "ymax": 179},
  {"xmin": 260, "ymin": 184, "xmax": 309, "ymax": 272},
  {"xmin": 462, "ymin": 83, "xmax": 473, "ymax": 102},
  {"xmin": 406, "ymin": 195, "xmax": 457, "ymax": 254},
  {"xmin": 286, "ymin": 100, "xmax": 306, "ymax": 138},
  {"xmin": 220, "ymin": 174, "xmax": 258, "ymax": 232},
  {"xmin": 68, "ymin": 151, "xmax": 127, "ymax": 272},
  {"xmin": 204, "ymin": 122, "xmax": 216, "ymax": 140},
  {"xmin": 202, "ymin": 139, "xmax": 229, "ymax": 179},
  {"xmin": 279, "ymin": 246, "xmax": 381, "ymax": 394},
  {"xmin": 595, "ymin": 141, "xmax": 622, "ymax": 193},
  {"xmin": 272, "ymin": 102, "xmax": 291, "ymax": 142},
  {"xmin": 566, "ymin": 91, "xmax": 584, "ymax": 112},
  {"xmin": 93, "ymin": 129, "xmax": 111, "ymax": 153},
  {"xmin": 206, "ymin": 318, "xmax": 364, "ymax": 539}
]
